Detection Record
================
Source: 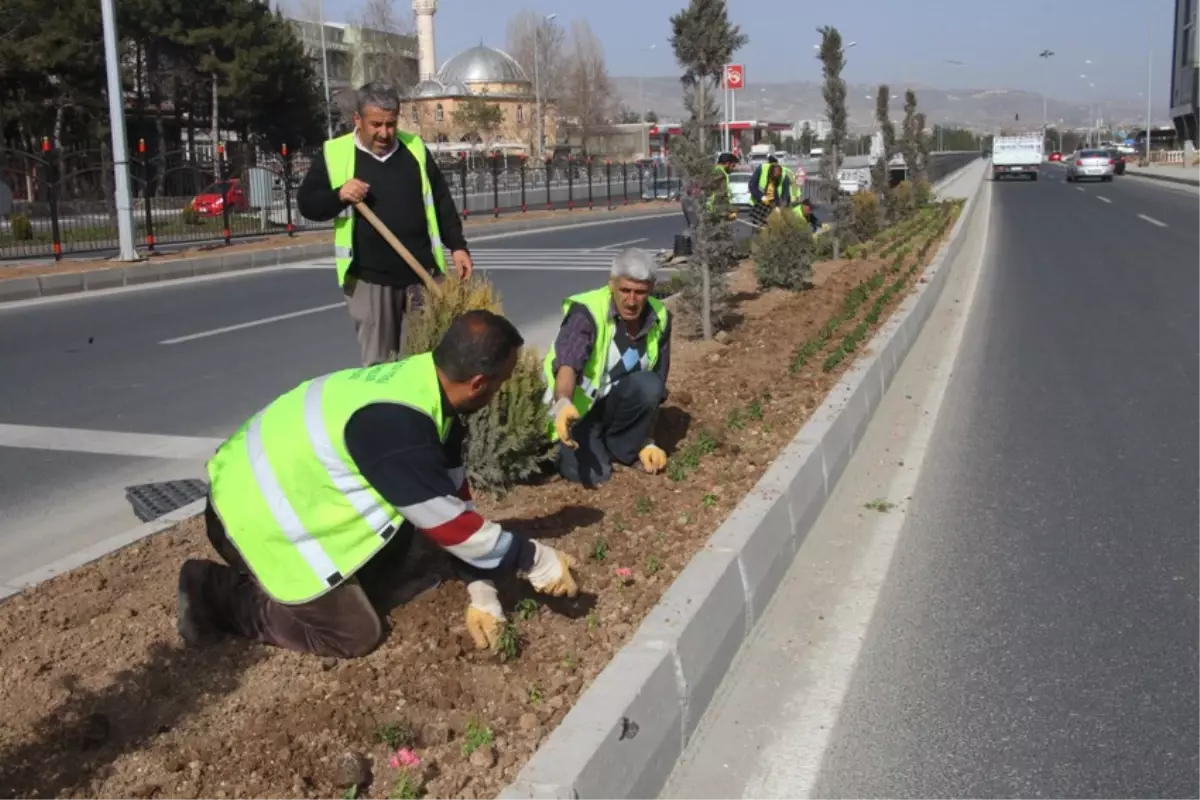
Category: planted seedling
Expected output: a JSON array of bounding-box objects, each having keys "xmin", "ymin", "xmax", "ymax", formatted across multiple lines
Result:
[
  {"xmin": 702, "ymin": 493, "xmax": 717, "ymax": 508},
  {"xmin": 515, "ymin": 598, "xmax": 538, "ymax": 621},
  {"xmin": 590, "ymin": 538, "xmax": 609, "ymax": 561},
  {"xmin": 611, "ymin": 513, "xmax": 626, "ymax": 533},
  {"xmin": 645, "ymin": 555, "xmax": 663, "ymax": 576},
  {"xmin": 634, "ymin": 496, "xmax": 653, "ymax": 515},
  {"xmin": 586, "ymin": 610, "xmax": 599, "ymax": 632},
  {"xmin": 747, "ymin": 397, "xmax": 764, "ymax": 421},
  {"xmin": 726, "ymin": 407, "xmax": 745, "ymax": 430},
  {"xmin": 497, "ymin": 621, "xmax": 520, "ymax": 659},
  {"xmin": 388, "ymin": 770, "xmax": 421, "ymax": 800},
  {"xmin": 378, "ymin": 721, "xmax": 414, "ymax": 750},
  {"xmin": 563, "ymin": 651, "xmax": 578, "ymax": 669},
  {"xmin": 528, "ymin": 683, "xmax": 544, "ymax": 704},
  {"xmin": 461, "ymin": 719, "xmax": 494, "ymax": 756},
  {"xmin": 341, "ymin": 785, "xmax": 358, "ymax": 800},
  {"xmin": 864, "ymin": 498, "xmax": 896, "ymax": 512}
]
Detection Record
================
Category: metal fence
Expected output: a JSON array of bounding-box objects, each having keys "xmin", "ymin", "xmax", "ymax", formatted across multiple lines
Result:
[{"xmin": 0, "ymin": 146, "xmax": 683, "ymax": 261}]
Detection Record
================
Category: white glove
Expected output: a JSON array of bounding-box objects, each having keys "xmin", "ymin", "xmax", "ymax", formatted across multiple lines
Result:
[
  {"xmin": 520, "ymin": 540, "xmax": 580, "ymax": 598},
  {"xmin": 465, "ymin": 580, "xmax": 505, "ymax": 651}
]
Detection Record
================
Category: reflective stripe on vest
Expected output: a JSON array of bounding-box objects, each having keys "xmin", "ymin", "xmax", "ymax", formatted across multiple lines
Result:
[
  {"xmin": 323, "ymin": 132, "xmax": 448, "ymax": 287},
  {"xmin": 207, "ymin": 352, "xmax": 450, "ymax": 604},
  {"xmin": 541, "ymin": 286, "xmax": 667, "ymax": 441}
]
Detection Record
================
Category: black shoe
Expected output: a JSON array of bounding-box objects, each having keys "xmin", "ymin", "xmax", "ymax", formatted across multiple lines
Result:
[{"xmin": 176, "ymin": 559, "xmax": 224, "ymax": 646}]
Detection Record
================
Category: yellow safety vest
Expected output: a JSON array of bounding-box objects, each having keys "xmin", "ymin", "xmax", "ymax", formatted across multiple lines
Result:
[
  {"xmin": 206, "ymin": 352, "xmax": 452, "ymax": 604},
  {"xmin": 541, "ymin": 286, "xmax": 668, "ymax": 441},
  {"xmin": 323, "ymin": 131, "xmax": 448, "ymax": 287}
]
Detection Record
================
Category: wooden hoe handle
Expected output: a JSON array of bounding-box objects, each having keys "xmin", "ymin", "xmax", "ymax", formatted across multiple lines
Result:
[{"xmin": 352, "ymin": 201, "xmax": 442, "ymax": 297}]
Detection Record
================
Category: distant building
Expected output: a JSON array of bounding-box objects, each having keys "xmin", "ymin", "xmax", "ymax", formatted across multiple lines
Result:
[
  {"xmin": 793, "ymin": 119, "xmax": 831, "ymax": 140},
  {"xmin": 1170, "ymin": 0, "xmax": 1198, "ymax": 145},
  {"xmin": 289, "ymin": 19, "xmax": 419, "ymax": 106}
]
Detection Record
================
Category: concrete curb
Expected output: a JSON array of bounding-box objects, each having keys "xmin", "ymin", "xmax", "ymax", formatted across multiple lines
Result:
[
  {"xmin": 0, "ymin": 498, "xmax": 207, "ymax": 603},
  {"xmin": 1125, "ymin": 169, "xmax": 1200, "ymax": 187},
  {"xmin": 0, "ymin": 205, "xmax": 681, "ymax": 305},
  {"xmin": 498, "ymin": 162, "xmax": 987, "ymax": 800}
]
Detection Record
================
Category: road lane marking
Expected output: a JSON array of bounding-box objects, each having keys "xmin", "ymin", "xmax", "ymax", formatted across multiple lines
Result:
[
  {"xmin": 597, "ymin": 237, "xmax": 649, "ymax": 250},
  {"xmin": 0, "ymin": 423, "xmax": 222, "ymax": 459},
  {"xmin": 160, "ymin": 302, "xmax": 343, "ymax": 345},
  {"xmin": 1138, "ymin": 213, "xmax": 1168, "ymax": 227},
  {"xmin": 1076, "ymin": 186, "xmax": 1086, "ymax": 192},
  {"xmin": 1098, "ymin": 196, "xmax": 1112, "ymax": 203}
]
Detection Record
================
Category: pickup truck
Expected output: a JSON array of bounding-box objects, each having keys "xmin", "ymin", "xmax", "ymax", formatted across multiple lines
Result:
[{"xmin": 991, "ymin": 134, "xmax": 1044, "ymax": 180}]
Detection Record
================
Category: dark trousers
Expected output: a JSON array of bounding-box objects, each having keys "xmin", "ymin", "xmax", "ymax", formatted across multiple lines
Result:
[
  {"xmin": 194, "ymin": 500, "xmax": 417, "ymax": 658},
  {"xmin": 558, "ymin": 371, "xmax": 666, "ymax": 487}
]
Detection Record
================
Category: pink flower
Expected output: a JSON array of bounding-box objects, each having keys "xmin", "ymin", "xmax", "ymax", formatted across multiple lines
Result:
[
  {"xmin": 392, "ymin": 748, "xmax": 421, "ymax": 768},
  {"xmin": 615, "ymin": 567, "xmax": 633, "ymax": 578}
]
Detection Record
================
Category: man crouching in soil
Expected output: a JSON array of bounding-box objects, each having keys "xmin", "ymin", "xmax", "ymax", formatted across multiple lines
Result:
[
  {"xmin": 177, "ymin": 310, "xmax": 580, "ymax": 659},
  {"xmin": 543, "ymin": 248, "xmax": 672, "ymax": 487}
]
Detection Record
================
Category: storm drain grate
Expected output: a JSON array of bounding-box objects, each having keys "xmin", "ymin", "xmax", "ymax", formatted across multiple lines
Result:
[{"xmin": 125, "ymin": 479, "xmax": 209, "ymax": 523}]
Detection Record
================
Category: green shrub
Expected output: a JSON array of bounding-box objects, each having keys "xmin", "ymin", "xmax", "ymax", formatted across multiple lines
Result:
[
  {"xmin": 8, "ymin": 213, "xmax": 33, "ymax": 241},
  {"xmin": 850, "ymin": 190, "xmax": 881, "ymax": 241},
  {"xmin": 180, "ymin": 205, "xmax": 203, "ymax": 226},
  {"xmin": 751, "ymin": 209, "xmax": 815, "ymax": 291},
  {"xmin": 400, "ymin": 275, "xmax": 552, "ymax": 494},
  {"xmin": 912, "ymin": 180, "xmax": 933, "ymax": 209},
  {"xmin": 891, "ymin": 180, "xmax": 917, "ymax": 219}
]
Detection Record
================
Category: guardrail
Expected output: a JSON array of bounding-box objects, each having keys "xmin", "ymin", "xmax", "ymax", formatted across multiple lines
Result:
[{"xmin": 0, "ymin": 146, "xmax": 681, "ymax": 261}]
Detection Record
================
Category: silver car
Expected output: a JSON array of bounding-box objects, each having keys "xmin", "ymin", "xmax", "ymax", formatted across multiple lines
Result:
[
  {"xmin": 1066, "ymin": 149, "xmax": 1116, "ymax": 183},
  {"xmin": 728, "ymin": 171, "xmax": 753, "ymax": 208}
]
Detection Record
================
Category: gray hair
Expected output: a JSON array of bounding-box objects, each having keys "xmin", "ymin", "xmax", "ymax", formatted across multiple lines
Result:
[
  {"xmin": 356, "ymin": 82, "xmax": 402, "ymax": 115},
  {"xmin": 610, "ymin": 247, "xmax": 657, "ymax": 284}
]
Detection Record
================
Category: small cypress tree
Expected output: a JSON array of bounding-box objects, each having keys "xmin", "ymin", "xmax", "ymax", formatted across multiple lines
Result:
[
  {"xmin": 871, "ymin": 84, "xmax": 896, "ymax": 217},
  {"xmin": 399, "ymin": 277, "xmax": 552, "ymax": 494},
  {"xmin": 816, "ymin": 26, "xmax": 852, "ymax": 256}
]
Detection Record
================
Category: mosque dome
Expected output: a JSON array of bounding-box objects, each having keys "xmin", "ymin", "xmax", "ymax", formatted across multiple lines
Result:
[
  {"xmin": 442, "ymin": 81, "xmax": 471, "ymax": 96},
  {"xmin": 436, "ymin": 44, "xmax": 529, "ymax": 85},
  {"xmin": 411, "ymin": 79, "xmax": 447, "ymax": 98}
]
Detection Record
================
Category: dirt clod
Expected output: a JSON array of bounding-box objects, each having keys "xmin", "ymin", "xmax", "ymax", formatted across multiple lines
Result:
[
  {"xmin": 333, "ymin": 750, "xmax": 371, "ymax": 788},
  {"xmin": 518, "ymin": 713, "xmax": 539, "ymax": 732},
  {"xmin": 469, "ymin": 745, "xmax": 497, "ymax": 769}
]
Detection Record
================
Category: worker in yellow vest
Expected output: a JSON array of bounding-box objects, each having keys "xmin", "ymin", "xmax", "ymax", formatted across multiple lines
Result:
[
  {"xmin": 543, "ymin": 249, "xmax": 671, "ymax": 486},
  {"xmin": 298, "ymin": 81, "xmax": 474, "ymax": 367},
  {"xmin": 748, "ymin": 157, "xmax": 798, "ymax": 226},
  {"xmin": 176, "ymin": 310, "xmax": 580, "ymax": 659}
]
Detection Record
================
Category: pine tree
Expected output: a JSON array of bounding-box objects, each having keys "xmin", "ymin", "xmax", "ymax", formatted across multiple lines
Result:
[
  {"xmin": 900, "ymin": 90, "xmax": 924, "ymax": 186},
  {"xmin": 871, "ymin": 84, "xmax": 895, "ymax": 216},
  {"xmin": 915, "ymin": 111, "xmax": 931, "ymax": 183},
  {"xmin": 816, "ymin": 25, "xmax": 851, "ymax": 256},
  {"xmin": 668, "ymin": 0, "xmax": 747, "ymax": 340}
]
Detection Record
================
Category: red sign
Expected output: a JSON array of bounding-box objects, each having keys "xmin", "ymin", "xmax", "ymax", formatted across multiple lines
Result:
[{"xmin": 723, "ymin": 64, "xmax": 745, "ymax": 91}]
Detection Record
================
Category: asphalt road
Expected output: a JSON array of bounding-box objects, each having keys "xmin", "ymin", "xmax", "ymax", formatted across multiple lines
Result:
[
  {"xmin": 815, "ymin": 168, "xmax": 1198, "ymax": 797},
  {"xmin": 0, "ymin": 210, "xmax": 686, "ymax": 585},
  {"xmin": 666, "ymin": 168, "xmax": 1198, "ymax": 797}
]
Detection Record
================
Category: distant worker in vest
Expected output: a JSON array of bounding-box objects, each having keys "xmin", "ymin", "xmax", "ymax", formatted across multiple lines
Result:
[
  {"xmin": 297, "ymin": 81, "xmax": 473, "ymax": 367},
  {"xmin": 544, "ymin": 248, "xmax": 671, "ymax": 487},
  {"xmin": 748, "ymin": 156, "xmax": 797, "ymax": 227},
  {"xmin": 176, "ymin": 310, "xmax": 580, "ymax": 659}
]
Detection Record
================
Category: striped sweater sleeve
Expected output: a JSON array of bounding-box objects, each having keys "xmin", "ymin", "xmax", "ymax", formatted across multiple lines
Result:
[{"xmin": 344, "ymin": 402, "xmax": 525, "ymax": 572}]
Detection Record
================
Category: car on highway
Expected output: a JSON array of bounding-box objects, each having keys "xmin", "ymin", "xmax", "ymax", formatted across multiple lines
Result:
[
  {"xmin": 1048, "ymin": 151, "xmax": 1063, "ymax": 162},
  {"xmin": 1065, "ymin": 149, "xmax": 1116, "ymax": 182},
  {"xmin": 1103, "ymin": 147, "xmax": 1127, "ymax": 175},
  {"xmin": 728, "ymin": 171, "xmax": 753, "ymax": 209}
]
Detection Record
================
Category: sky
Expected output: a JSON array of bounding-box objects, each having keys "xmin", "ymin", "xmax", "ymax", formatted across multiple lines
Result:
[{"xmin": 290, "ymin": 0, "xmax": 1180, "ymax": 106}]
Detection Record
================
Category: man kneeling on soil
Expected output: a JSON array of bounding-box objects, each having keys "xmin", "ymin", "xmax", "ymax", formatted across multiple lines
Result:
[
  {"xmin": 177, "ymin": 310, "xmax": 580, "ymax": 659},
  {"xmin": 544, "ymin": 248, "xmax": 671, "ymax": 487}
]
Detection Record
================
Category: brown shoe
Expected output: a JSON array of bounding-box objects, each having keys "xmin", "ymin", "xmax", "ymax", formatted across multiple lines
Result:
[{"xmin": 176, "ymin": 559, "xmax": 225, "ymax": 646}]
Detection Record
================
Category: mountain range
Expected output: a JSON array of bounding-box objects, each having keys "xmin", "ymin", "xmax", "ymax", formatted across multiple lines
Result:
[{"xmin": 611, "ymin": 76, "xmax": 1169, "ymax": 134}]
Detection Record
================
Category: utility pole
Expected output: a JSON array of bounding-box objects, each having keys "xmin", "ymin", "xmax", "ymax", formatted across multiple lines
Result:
[
  {"xmin": 318, "ymin": 0, "xmax": 333, "ymax": 138},
  {"xmin": 1145, "ymin": 23, "xmax": 1153, "ymax": 164},
  {"xmin": 533, "ymin": 14, "xmax": 557, "ymax": 159},
  {"xmin": 100, "ymin": 0, "xmax": 138, "ymax": 262},
  {"xmin": 1039, "ymin": 49, "xmax": 1054, "ymax": 148}
]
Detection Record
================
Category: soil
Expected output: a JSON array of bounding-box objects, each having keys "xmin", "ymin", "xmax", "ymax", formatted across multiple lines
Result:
[
  {"xmin": 0, "ymin": 203, "xmax": 961, "ymax": 800},
  {"xmin": 0, "ymin": 201, "xmax": 677, "ymax": 280}
]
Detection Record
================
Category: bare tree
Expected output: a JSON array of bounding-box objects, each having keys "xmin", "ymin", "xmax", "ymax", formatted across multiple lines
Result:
[
  {"xmin": 356, "ymin": 0, "xmax": 419, "ymax": 93},
  {"xmin": 506, "ymin": 11, "xmax": 566, "ymax": 154},
  {"xmin": 561, "ymin": 19, "xmax": 614, "ymax": 156}
]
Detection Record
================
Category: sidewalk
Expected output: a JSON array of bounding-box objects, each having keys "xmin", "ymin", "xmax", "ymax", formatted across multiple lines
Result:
[{"xmin": 1123, "ymin": 161, "xmax": 1199, "ymax": 187}]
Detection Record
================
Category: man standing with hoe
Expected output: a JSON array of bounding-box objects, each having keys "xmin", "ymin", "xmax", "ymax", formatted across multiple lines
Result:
[
  {"xmin": 544, "ymin": 248, "xmax": 672, "ymax": 487},
  {"xmin": 298, "ymin": 81, "xmax": 474, "ymax": 366}
]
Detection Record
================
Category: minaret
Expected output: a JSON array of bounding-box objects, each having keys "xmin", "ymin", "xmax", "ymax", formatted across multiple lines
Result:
[{"xmin": 412, "ymin": 0, "xmax": 438, "ymax": 81}]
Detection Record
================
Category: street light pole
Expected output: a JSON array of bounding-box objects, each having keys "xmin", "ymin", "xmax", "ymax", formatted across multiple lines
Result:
[
  {"xmin": 318, "ymin": 0, "xmax": 333, "ymax": 138},
  {"xmin": 1145, "ymin": 23, "xmax": 1153, "ymax": 164},
  {"xmin": 1039, "ymin": 49, "xmax": 1054, "ymax": 147},
  {"xmin": 640, "ymin": 43, "xmax": 656, "ymax": 159},
  {"xmin": 99, "ymin": 0, "xmax": 138, "ymax": 262}
]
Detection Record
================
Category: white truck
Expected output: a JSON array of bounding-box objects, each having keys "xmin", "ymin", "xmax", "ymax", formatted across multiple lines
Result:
[{"xmin": 991, "ymin": 133, "xmax": 1044, "ymax": 181}]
